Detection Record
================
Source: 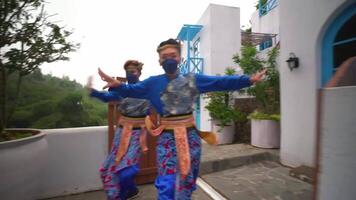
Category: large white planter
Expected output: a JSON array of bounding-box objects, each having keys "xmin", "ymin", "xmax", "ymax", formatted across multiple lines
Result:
[
  {"xmin": 251, "ymin": 119, "xmax": 280, "ymax": 148},
  {"xmin": 0, "ymin": 129, "xmax": 48, "ymax": 200},
  {"xmin": 212, "ymin": 121, "xmax": 235, "ymax": 145}
]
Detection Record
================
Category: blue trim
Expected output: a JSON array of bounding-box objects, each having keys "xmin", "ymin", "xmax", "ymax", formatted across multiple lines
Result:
[
  {"xmin": 259, "ymin": 0, "xmax": 278, "ymax": 17},
  {"xmin": 333, "ymin": 36, "xmax": 356, "ymax": 46},
  {"xmin": 193, "ymin": 37, "xmax": 201, "ymax": 57},
  {"xmin": 187, "ymin": 36, "xmax": 191, "ymax": 72},
  {"xmin": 177, "ymin": 24, "xmax": 203, "ymax": 41},
  {"xmin": 195, "ymin": 99, "xmax": 201, "ymax": 129},
  {"xmin": 179, "ymin": 58, "xmax": 203, "ymax": 74},
  {"xmin": 259, "ymin": 38, "xmax": 273, "ymax": 51},
  {"xmin": 321, "ymin": 3, "xmax": 356, "ymax": 86}
]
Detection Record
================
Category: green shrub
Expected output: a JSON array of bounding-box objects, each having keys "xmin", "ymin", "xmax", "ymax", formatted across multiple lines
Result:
[{"xmin": 205, "ymin": 68, "xmax": 246, "ymax": 128}]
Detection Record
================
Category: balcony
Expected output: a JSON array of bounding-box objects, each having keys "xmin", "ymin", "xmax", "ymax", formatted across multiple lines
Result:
[
  {"xmin": 177, "ymin": 24, "xmax": 204, "ymax": 75},
  {"xmin": 258, "ymin": 0, "xmax": 278, "ymax": 17},
  {"xmin": 179, "ymin": 57, "xmax": 204, "ymax": 74}
]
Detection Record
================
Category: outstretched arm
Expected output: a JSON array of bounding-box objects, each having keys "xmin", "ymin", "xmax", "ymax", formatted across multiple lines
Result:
[
  {"xmin": 196, "ymin": 69, "xmax": 267, "ymax": 93},
  {"xmin": 86, "ymin": 76, "xmax": 122, "ymax": 102},
  {"xmin": 90, "ymin": 89, "xmax": 123, "ymax": 102},
  {"xmin": 97, "ymin": 68, "xmax": 150, "ymax": 99}
]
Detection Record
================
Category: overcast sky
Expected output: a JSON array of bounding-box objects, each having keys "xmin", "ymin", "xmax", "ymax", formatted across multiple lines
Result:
[{"xmin": 41, "ymin": 0, "xmax": 257, "ymax": 89}]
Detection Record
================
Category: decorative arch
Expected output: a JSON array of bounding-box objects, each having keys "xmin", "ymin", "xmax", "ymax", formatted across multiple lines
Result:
[{"xmin": 321, "ymin": 3, "xmax": 356, "ymax": 86}]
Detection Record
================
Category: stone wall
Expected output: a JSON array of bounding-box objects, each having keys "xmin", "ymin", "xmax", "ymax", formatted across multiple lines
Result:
[{"xmin": 234, "ymin": 97, "xmax": 257, "ymax": 143}]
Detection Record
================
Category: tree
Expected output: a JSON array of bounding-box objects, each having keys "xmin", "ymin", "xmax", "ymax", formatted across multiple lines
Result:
[
  {"xmin": 233, "ymin": 45, "xmax": 280, "ymax": 119},
  {"xmin": 0, "ymin": 0, "xmax": 79, "ymax": 135},
  {"xmin": 5, "ymin": 69, "xmax": 108, "ymax": 131},
  {"xmin": 56, "ymin": 93, "xmax": 86, "ymax": 127}
]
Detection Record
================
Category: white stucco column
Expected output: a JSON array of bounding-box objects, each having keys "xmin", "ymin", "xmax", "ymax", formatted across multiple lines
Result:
[
  {"xmin": 196, "ymin": 4, "xmax": 241, "ymax": 131},
  {"xmin": 278, "ymin": 0, "xmax": 350, "ymax": 167}
]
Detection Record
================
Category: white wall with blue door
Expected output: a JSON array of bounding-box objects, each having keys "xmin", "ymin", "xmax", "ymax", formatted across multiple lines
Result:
[{"xmin": 279, "ymin": 0, "xmax": 354, "ymax": 167}]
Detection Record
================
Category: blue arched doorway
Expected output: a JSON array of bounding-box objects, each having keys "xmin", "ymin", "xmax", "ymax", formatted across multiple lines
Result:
[{"xmin": 322, "ymin": 3, "xmax": 356, "ymax": 86}]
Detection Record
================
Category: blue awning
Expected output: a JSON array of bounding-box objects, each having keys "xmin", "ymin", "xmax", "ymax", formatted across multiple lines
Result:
[{"xmin": 177, "ymin": 24, "xmax": 203, "ymax": 41}]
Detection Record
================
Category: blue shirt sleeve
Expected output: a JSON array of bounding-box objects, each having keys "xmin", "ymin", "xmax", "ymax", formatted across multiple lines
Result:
[
  {"xmin": 195, "ymin": 74, "xmax": 252, "ymax": 94},
  {"xmin": 111, "ymin": 77, "xmax": 151, "ymax": 99},
  {"xmin": 90, "ymin": 89, "xmax": 123, "ymax": 102}
]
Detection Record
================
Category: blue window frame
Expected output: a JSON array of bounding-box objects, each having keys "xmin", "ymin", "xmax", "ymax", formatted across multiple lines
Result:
[
  {"xmin": 321, "ymin": 3, "xmax": 356, "ymax": 86},
  {"xmin": 259, "ymin": 38, "xmax": 273, "ymax": 51}
]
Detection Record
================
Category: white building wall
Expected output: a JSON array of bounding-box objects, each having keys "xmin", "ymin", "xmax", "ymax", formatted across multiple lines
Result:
[
  {"xmin": 38, "ymin": 127, "xmax": 108, "ymax": 199},
  {"xmin": 194, "ymin": 4, "xmax": 241, "ymax": 131},
  {"xmin": 250, "ymin": 3, "xmax": 280, "ymax": 55},
  {"xmin": 251, "ymin": 4, "xmax": 279, "ymax": 35},
  {"xmin": 318, "ymin": 86, "xmax": 356, "ymax": 200},
  {"xmin": 278, "ymin": 0, "xmax": 350, "ymax": 167}
]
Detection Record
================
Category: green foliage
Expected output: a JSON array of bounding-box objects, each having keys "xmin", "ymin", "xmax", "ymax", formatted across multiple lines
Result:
[
  {"xmin": 233, "ymin": 45, "xmax": 280, "ymax": 119},
  {"xmin": 31, "ymin": 113, "xmax": 62, "ymax": 129},
  {"xmin": 244, "ymin": 27, "xmax": 252, "ymax": 33},
  {"xmin": 0, "ymin": 0, "xmax": 79, "ymax": 135},
  {"xmin": 205, "ymin": 68, "xmax": 246, "ymax": 128},
  {"xmin": 10, "ymin": 109, "xmax": 32, "ymax": 128},
  {"xmin": 32, "ymin": 100, "xmax": 55, "ymax": 119},
  {"xmin": 0, "ymin": 131, "xmax": 33, "ymax": 142},
  {"xmin": 233, "ymin": 45, "xmax": 263, "ymax": 75},
  {"xmin": 248, "ymin": 111, "xmax": 280, "ymax": 121},
  {"xmin": 255, "ymin": 0, "xmax": 268, "ymax": 10},
  {"xmin": 7, "ymin": 69, "xmax": 107, "ymax": 130}
]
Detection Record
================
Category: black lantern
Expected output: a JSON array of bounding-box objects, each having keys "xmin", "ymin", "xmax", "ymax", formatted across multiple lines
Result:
[{"xmin": 286, "ymin": 53, "xmax": 299, "ymax": 71}]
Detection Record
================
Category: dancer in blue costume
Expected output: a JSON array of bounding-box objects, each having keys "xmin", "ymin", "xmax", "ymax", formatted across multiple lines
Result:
[
  {"xmin": 98, "ymin": 39, "xmax": 267, "ymax": 200},
  {"xmin": 88, "ymin": 60, "xmax": 150, "ymax": 200}
]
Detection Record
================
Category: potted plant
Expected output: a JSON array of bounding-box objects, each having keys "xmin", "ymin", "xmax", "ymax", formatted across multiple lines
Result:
[
  {"xmin": 204, "ymin": 68, "xmax": 246, "ymax": 144},
  {"xmin": 0, "ymin": 0, "xmax": 77, "ymax": 199},
  {"xmin": 234, "ymin": 45, "xmax": 280, "ymax": 148}
]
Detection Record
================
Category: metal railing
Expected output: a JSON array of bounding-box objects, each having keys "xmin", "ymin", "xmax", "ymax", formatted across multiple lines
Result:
[
  {"xmin": 179, "ymin": 57, "xmax": 204, "ymax": 74},
  {"xmin": 259, "ymin": 0, "xmax": 278, "ymax": 17}
]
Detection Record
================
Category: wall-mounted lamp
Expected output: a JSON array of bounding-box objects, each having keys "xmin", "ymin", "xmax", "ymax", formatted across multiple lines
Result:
[{"xmin": 286, "ymin": 53, "xmax": 299, "ymax": 71}]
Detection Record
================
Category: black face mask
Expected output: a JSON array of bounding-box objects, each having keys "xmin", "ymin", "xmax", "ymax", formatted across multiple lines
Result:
[
  {"xmin": 162, "ymin": 59, "xmax": 178, "ymax": 74},
  {"xmin": 125, "ymin": 72, "xmax": 139, "ymax": 84}
]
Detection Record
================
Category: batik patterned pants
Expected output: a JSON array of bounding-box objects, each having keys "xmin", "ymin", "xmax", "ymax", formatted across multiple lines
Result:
[
  {"xmin": 155, "ymin": 128, "xmax": 202, "ymax": 200},
  {"xmin": 99, "ymin": 128, "xmax": 141, "ymax": 200}
]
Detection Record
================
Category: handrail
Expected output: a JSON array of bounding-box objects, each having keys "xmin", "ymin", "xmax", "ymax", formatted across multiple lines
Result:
[{"xmin": 326, "ymin": 56, "xmax": 356, "ymax": 88}]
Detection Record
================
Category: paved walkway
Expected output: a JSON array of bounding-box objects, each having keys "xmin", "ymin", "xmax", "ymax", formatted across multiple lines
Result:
[
  {"xmin": 202, "ymin": 161, "xmax": 312, "ymax": 200},
  {"xmin": 45, "ymin": 144, "xmax": 311, "ymax": 200},
  {"xmin": 200, "ymin": 143, "xmax": 279, "ymax": 175},
  {"xmin": 48, "ymin": 184, "xmax": 211, "ymax": 200}
]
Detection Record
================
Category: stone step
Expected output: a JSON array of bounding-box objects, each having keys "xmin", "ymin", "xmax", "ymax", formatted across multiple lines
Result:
[{"xmin": 200, "ymin": 143, "xmax": 279, "ymax": 175}]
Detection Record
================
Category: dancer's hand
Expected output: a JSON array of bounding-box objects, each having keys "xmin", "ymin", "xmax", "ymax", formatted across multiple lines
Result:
[
  {"xmin": 98, "ymin": 68, "xmax": 122, "ymax": 89},
  {"xmin": 250, "ymin": 68, "xmax": 267, "ymax": 84},
  {"xmin": 86, "ymin": 76, "xmax": 94, "ymax": 93}
]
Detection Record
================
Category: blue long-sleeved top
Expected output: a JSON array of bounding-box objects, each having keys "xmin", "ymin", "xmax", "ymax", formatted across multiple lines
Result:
[
  {"xmin": 111, "ymin": 73, "xmax": 252, "ymax": 115},
  {"xmin": 90, "ymin": 89, "xmax": 123, "ymax": 102},
  {"xmin": 90, "ymin": 88, "xmax": 150, "ymax": 117}
]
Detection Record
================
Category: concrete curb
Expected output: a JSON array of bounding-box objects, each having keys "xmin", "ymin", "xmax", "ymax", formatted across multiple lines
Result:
[{"xmin": 200, "ymin": 150, "xmax": 280, "ymax": 176}]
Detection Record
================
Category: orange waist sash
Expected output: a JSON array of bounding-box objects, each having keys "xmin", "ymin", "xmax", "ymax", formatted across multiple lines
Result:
[
  {"xmin": 145, "ymin": 114, "xmax": 217, "ymax": 179},
  {"xmin": 115, "ymin": 116, "xmax": 148, "ymax": 164}
]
